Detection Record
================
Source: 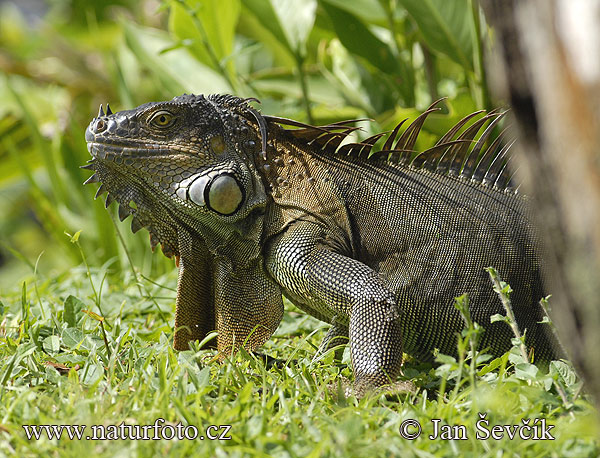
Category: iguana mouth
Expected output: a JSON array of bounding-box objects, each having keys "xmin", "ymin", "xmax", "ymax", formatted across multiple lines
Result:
[
  {"xmin": 86, "ymin": 141, "xmax": 180, "ymax": 162},
  {"xmin": 86, "ymin": 138, "xmax": 203, "ymax": 162}
]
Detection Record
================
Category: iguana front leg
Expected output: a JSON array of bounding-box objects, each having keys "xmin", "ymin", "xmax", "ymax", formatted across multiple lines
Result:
[
  {"xmin": 174, "ymin": 229, "xmax": 284, "ymax": 355},
  {"xmin": 267, "ymin": 225, "xmax": 403, "ymax": 396},
  {"xmin": 174, "ymin": 231, "xmax": 215, "ymax": 351}
]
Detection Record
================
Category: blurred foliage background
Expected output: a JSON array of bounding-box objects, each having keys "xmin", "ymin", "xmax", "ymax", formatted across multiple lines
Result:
[{"xmin": 0, "ymin": 0, "xmax": 489, "ymax": 290}]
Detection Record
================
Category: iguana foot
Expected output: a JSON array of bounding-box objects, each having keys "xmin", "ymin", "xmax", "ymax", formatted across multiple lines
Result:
[{"xmin": 252, "ymin": 351, "xmax": 289, "ymax": 369}]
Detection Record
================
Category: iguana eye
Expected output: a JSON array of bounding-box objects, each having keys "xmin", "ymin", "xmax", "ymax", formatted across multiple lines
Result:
[{"xmin": 149, "ymin": 110, "xmax": 175, "ymax": 128}]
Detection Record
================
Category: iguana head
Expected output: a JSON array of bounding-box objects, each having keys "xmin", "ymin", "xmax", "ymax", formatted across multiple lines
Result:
[
  {"xmin": 84, "ymin": 94, "xmax": 284, "ymax": 353},
  {"xmin": 84, "ymin": 94, "xmax": 269, "ymax": 261}
]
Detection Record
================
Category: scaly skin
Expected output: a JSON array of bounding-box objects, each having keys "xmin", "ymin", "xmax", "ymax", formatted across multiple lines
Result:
[{"xmin": 84, "ymin": 94, "xmax": 562, "ymax": 396}]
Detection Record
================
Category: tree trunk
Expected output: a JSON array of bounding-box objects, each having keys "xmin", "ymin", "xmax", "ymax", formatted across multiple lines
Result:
[{"xmin": 482, "ymin": 0, "xmax": 600, "ymax": 403}]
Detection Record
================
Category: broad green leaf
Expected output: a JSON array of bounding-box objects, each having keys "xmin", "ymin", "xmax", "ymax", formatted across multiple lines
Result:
[
  {"xmin": 324, "ymin": 0, "xmax": 387, "ymax": 23},
  {"xmin": 64, "ymin": 295, "xmax": 84, "ymax": 328},
  {"xmin": 168, "ymin": 0, "xmax": 240, "ymax": 76},
  {"xmin": 81, "ymin": 362, "xmax": 104, "ymax": 386},
  {"xmin": 63, "ymin": 295, "xmax": 85, "ymax": 328},
  {"xmin": 243, "ymin": 0, "xmax": 292, "ymax": 55},
  {"xmin": 271, "ymin": 0, "xmax": 316, "ymax": 58},
  {"xmin": 196, "ymin": 365, "xmax": 211, "ymax": 389},
  {"xmin": 44, "ymin": 366, "xmax": 61, "ymax": 384},
  {"xmin": 507, "ymin": 346, "xmax": 528, "ymax": 365},
  {"xmin": 319, "ymin": 39, "xmax": 373, "ymax": 112},
  {"xmin": 42, "ymin": 335, "xmax": 60, "ymax": 354},
  {"xmin": 514, "ymin": 362, "xmax": 539, "ymax": 381},
  {"xmin": 435, "ymin": 353, "xmax": 457, "ymax": 364},
  {"xmin": 321, "ymin": 2, "xmax": 397, "ymax": 74},
  {"xmin": 61, "ymin": 327, "xmax": 85, "ymax": 350},
  {"xmin": 191, "ymin": 0, "xmax": 240, "ymax": 61},
  {"xmin": 398, "ymin": 0, "xmax": 474, "ymax": 70},
  {"xmin": 168, "ymin": 2, "xmax": 211, "ymax": 66},
  {"xmin": 236, "ymin": 11, "xmax": 296, "ymax": 67},
  {"xmin": 252, "ymin": 69, "xmax": 353, "ymax": 107},
  {"xmin": 550, "ymin": 360, "xmax": 577, "ymax": 386},
  {"xmin": 123, "ymin": 23, "xmax": 231, "ymax": 94},
  {"xmin": 243, "ymin": 0, "xmax": 316, "ymax": 59}
]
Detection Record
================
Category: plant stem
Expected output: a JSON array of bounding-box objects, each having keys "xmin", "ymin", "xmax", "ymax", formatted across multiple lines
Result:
[
  {"xmin": 471, "ymin": 0, "xmax": 491, "ymax": 110},
  {"xmin": 487, "ymin": 268, "xmax": 529, "ymax": 362},
  {"xmin": 422, "ymin": 44, "xmax": 440, "ymax": 105},
  {"xmin": 297, "ymin": 57, "xmax": 314, "ymax": 124}
]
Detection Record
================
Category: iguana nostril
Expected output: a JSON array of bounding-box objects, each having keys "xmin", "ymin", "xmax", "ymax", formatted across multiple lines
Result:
[
  {"xmin": 107, "ymin": 119, "xmax": 117, "ymax": 133},
  {"xmin": 96, "ymin": 119, "xmax": 106, "ymax": 132}
]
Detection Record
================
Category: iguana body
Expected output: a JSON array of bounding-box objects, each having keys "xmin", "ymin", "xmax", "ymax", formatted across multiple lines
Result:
[{"xmin": 84, "ymin": 95, "xmax": 561, "ymax": 394}]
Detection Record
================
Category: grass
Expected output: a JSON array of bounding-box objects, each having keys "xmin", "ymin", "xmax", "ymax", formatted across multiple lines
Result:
[
  {"xmin": 0, "ymin": 2, "xmax": 598, "ymax": 456},
  {"xmin": 0, "ymin": 233, "xmax": 598, "ymax": 457}
]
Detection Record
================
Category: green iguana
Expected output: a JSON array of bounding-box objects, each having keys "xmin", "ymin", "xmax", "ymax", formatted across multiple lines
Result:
[{"xmin": 84, "ymin": 94, "xmax": 562, "ymax": 395}]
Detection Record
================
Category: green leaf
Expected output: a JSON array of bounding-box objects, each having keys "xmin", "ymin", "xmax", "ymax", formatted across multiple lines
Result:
[
  {"xmin": 68, "ymin": 230, "xmax": 81, "ymax": 243},
  {"xmin": 44, "ymin": 365, "xmax": 61, "ymax": 384},
  {"xmin": 550, "ymin": 360, "xmax": 577, "ymax": 387},
  {"xmin": 81, "ymin": 362, "xmax": 104, "ymax": 386},
  {"xmin": 507, "ymin": 347, "xmax": 528, "ymax": 365},
  {"xmin": 61, "ymin": 327, "xmax": 85, "ymax": 350},
  {"xmin": 64, "ymin": 295, "xmax": 84, "ymax": 328},
  {"xmin": 318, "ymin": 39, "xmax": 372, "ymax": 112},
  {"xmin": 243, "ymin": 0, "xmax": 316, "ymax": 59},
  {"xmin": 323, "ymin": 0, "xmax": 386, "ymax": 23},
  {"xmin": 42, "ymin": 335, "xmax": 60, "ymax": 354},
  {"xmin": 398, "ymin": 0, "xmax": 474, "ymax": 70},
  {"xmin": 322, "ymin": 1, "xmax": 397, "ymax": 74},
  {"xmin": 490, "ymin": 313, "xmax": 508, "ymax": 324},
  {"xmin": 434, "ymin": 353, "xmax": 457, "ymax": 364},
  {"xmin": 168, "ymin": 0, "xmax": 240, "ymax": 75},
  {"xmin": 271, "ymin": 0, "xmax": 316, "ymax": 58},
  {"xmin": 82, "ymin": 308, "xmax": 104, "ymax": 322},
  {"xmin": 196, "ymin": 365, "xmax": 211, "ymax": 389},
  {"xmin": 477, "ymin": 354, "xmax": 506, "ymax": 376},
  {"xmin": 542, "ymin": 375, "xmax": 554, "ymax": 391},
  {"xmin": 123, "ymin": 23, "xmax": 231, "ymax": 94},
  {"xmin": 514, "ymin": 362, "xmax": 539, "ymax": 381},
  {"xmin": 242, "ymin": 0, "xmax": 290, "ymax": 53}
]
